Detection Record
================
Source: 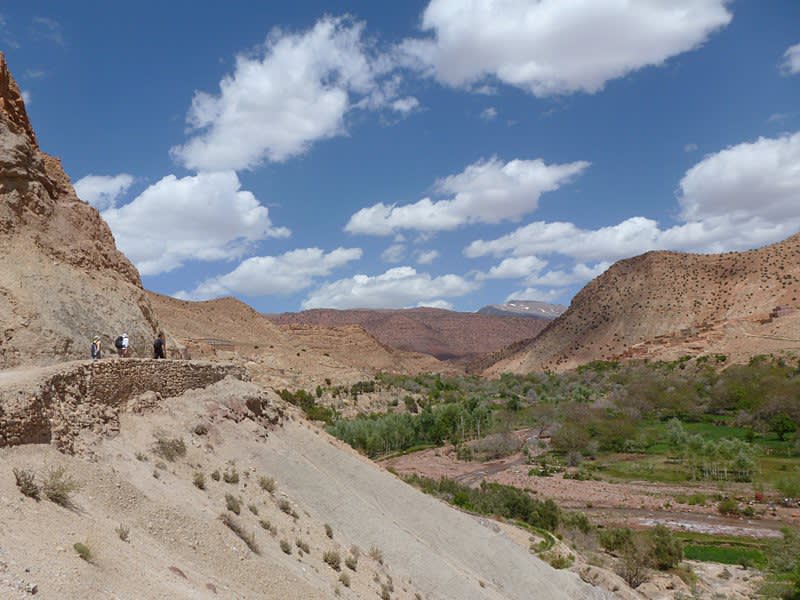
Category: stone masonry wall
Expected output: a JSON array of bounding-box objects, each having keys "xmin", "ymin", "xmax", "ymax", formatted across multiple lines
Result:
[{"xmin": 0, "ymin": 359, "xmax": 248, "ymax": 452}]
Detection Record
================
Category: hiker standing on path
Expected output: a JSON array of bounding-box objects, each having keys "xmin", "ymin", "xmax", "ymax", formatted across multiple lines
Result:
[
  {"xmin": 91, "ymin": 336, "xmax": 102, "ymax": 360},
  {"xmin": 153, "ymin": 331, "xmax": 166, "ymax": 359},
  {"xmin": 115, "ymin": 333, "xmax": 130, "ymax": 357}
]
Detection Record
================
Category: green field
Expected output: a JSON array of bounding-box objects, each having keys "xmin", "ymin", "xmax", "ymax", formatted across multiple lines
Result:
[{"xmin": 684, "ymin": 544, "xmax": 767, "ymax": 568}]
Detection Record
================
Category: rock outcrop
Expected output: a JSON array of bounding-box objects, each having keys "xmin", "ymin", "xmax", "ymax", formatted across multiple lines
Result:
[
  {"xmin": 486, "ymin": 233, "xmax": 800, "ymax": 373},
  {"xmin": 0, "ymin": 52, "xmax": 159, "ymax": 367}
]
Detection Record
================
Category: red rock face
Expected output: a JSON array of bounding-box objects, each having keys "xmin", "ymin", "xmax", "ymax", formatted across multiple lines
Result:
[
  {"xmin": 0, "ymin": 52, "xmax": 158, "ymax": 367},
  {"xmin": 266, "ymin": 307, "xmax": 549, "ymax": 362}
]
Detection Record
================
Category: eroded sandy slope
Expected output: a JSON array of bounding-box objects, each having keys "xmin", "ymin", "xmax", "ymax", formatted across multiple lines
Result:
[{"xmin": 0, "ymin": 378, "xmax": 601, "ymax": 600}]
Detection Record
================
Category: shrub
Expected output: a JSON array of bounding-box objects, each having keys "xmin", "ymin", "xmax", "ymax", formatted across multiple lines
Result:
[
  {"xmin": 339, "ymin": 572, "xmax": 351, "ymax": 587},
  {"xmin": 687, "ymin": 493, "xmax": 707, "ymax": 506},
  {"xmin": 296, "ymin": 539, "xmax": 310, "ymax": 554},
  {"xmin": 617, "ymin": 540, "xmax": 650, "ymax": 589},
  {"xmin": 152, "ymin": 433, "xmax": 186, "ymax": 462},
  {"xmin": 42, "ymin": 466, "xmax": 80, "ymax": 507},
  {"xmin": 259, "ymin": 519, "xmax": 277, "ymax": 536},
  {"xmin": 193, "ymin": 472, "xmax": 206, "ymax": 490},
  {"xmin": 345, "ymin": 554, "xmax": 358, "ymax": 571},
  {"xmin": 280, "ymin": 539, "xmax": 292, "ymax": 554},
  {"xmin": 369, "ymin": 545, "xmax": 384, "ymax": 564},
  {"xmin": 325, "ymin": 523, "xmax": 333, "ymax": 539},
  {"xmin": 13, "ymin": 468, "xmax": 39, "ymax": 500},
  {"xmin": 223, "ymin": 465, "xmax": 239, "ymax": 484},
  {"xmin": 211, "ymin": 469, "xmax": 220, "ymax": 481},
  {"xmin": 220, "ymin": 513, "xmax": 260, "ymax": 554},
  {"xmin": 323, "ymin": 550, "xmax": 341, "ymax": 571},
  {"xmin": 648, "ymin": 525, "xmax": 683, "ymax": 570},
  {"xmin": 248, "ymin": 503, "xmax": 258, "ymax": 515},
  {"xmin": 718, "ymin": 498, "xmax": 740, "ymax": 515},
  {"xmin": 543, "ymin": 551, "xmax": 574, "ymax": 569},
  {"xmin": 225, "ymin": 494, "xmax": 241, "ymax": 515},
  {"xmin": 74, "ymin": 542, "xmax": 93, "ymax": 562},
  {"xmin": 278, "ymin": 498, "xmax": 292, "ymax": 515},
  {"xmin": 115, "ymin": 524, "xmax": 130, "ymax": 542},
  {"xmin": 468, "ymin": 432, "xmax": 521, "ymax": 460},
  {"xmin": 599, "ymin": 527, "xmax": 634, "ymax": 554},
  {"xmin": 258, "ymin": 476, "xmax": 276, "ymax": 493}
]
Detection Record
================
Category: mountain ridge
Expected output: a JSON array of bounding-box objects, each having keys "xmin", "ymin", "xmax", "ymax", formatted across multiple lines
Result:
[
  {"xmin": 265, "ymin": 306, "xmax": 550, "ymax": 362},
  {"xmin": 477, "ymin": 300, "xmax": 566, "ymax": 319},
  {"xmin": 484, "ymin": 234, "xmax": 800, "ymax": 374}
]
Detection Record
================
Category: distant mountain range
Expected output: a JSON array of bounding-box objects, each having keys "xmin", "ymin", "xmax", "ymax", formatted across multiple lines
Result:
[
  {"xmin": 264, "ymin": 307, "xmax": 550, "ymax": 362},
  {"xmin": 477, "ymin": 300, "xmax": 566, "ymax": 319}
]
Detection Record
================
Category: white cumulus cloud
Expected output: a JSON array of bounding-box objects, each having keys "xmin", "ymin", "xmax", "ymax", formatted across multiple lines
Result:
[
  {"xmin": 415, "ymin": 249, "xmax": 439, "ymax": 265},
  {"xmin": 467, "ymin": 132, "xmax": 800, "ymax": 273},
  {"xmin": 480, "ymin": 107, "xmax": 497, "ymax": 121},
  {"xmin": 524, "ymin": 262, "xmax": 611, "ymax": 287},
  {"xmin": 400, "ymin": 0, "xmax": 732, "ymax": 96},
  {"xmin": 506, "ymin": 286, "xmax": 565, "ymax": 303},
  {"xmin": 175, "ymin": 247, "xmax": 362, "ymax": 300},
  {"xmin": 678, "ymin": 132, "xmax": 800, "ymax": 223},
  {"xmin": 102, "ymin": 171, "xmax": 289, "ymax": 276},
  {"xmin": 345, "ymin": 156, "xmax": 589, "ymax": 235},
  {"xmin": 391, "ymin": 96, "xmax": 420, "ymax": 114},
  {"xmin": 477, "ymin": 255, "xmax": 548, "ymax": 280},
  {"xmin": 75, "ymin": 173, "xmax": 134, "ymax": 211},
  {"xmin": 302, "ymin": 266, "xmax": 477, "ymax": 309},
  {"xmin": 781, "ymin": 43, "xmax": 800, "ymax": 75},
  {"xmin": 171, "ymin": 17, "xmax": 408, "ymax": 171},
  {"xmin": 381, "ymin": 243, "xmax": 407, "ymax": 263}
]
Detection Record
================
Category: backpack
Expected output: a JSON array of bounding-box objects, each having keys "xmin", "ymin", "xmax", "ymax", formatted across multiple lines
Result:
[{"xmin": 115, "ymin": 336, "xmax": 124, "ymax": 349}]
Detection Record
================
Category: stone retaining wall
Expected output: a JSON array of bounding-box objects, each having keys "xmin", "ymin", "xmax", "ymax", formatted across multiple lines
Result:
[{"xmin": 0, "ymin": 359, "xmax": 248, "ymax": 451}]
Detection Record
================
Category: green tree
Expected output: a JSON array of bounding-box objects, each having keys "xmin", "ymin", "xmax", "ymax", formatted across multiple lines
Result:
[
  {"xmin": 647, "ymin": 525, "xmax": 683, "ymax": 570},
  {"xmin": 770, "ymin": 413, "xmax": 797, "ymax": 442}
]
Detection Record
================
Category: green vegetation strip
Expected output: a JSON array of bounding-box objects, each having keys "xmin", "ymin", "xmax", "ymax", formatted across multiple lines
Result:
[{"xmin": 683, "ymin": 544, "xmax": 766, "ymax": 568}]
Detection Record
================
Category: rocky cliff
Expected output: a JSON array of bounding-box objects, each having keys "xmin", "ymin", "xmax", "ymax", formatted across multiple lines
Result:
[{"xmin": 0, "ymin": 53, "xmax": 158, "ymax": 367}]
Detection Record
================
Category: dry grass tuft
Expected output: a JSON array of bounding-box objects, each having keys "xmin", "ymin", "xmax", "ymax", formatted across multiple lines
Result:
[
  {"xmin": 323, "ymin": 550, "xmax": 341, "ymax": 571},
  {"xmin": 115, "ymin": 524, "xmax": 130, "ymax": 542},
  {"xmin": 13, "ymin": 468, "xmax": 39, "ymax": 500},
  {"xmin": 220, "ymin": 513, "xmax": 260, "ymax": 554},
  {"xmin": 225, "ymin": 493, "xmax": 241, "ymax": 515},
  {"xmin": 42, "ymin": 466, "xmax": 80, "ymax": 507},
  {"xmin": 152, "ymin": 432, "xmax": 186, "ymax": 462},
  {"xmin": 258, "ymin": 476, "xmax": 276, "ymax": 493}
]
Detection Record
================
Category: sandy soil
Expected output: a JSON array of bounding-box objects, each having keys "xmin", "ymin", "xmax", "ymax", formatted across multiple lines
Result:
[{"xmin": 0, "ymin": 377, "xmax": 602, "ymax": 600}]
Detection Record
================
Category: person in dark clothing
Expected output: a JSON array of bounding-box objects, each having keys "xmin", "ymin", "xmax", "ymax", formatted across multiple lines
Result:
[
  {"xmin": 91, "ymin": 336, "xmax": 102, "ymax": 360},
  {"xmin": 153, "ymin": 332, "xmax": 166, "ymax": 359}
]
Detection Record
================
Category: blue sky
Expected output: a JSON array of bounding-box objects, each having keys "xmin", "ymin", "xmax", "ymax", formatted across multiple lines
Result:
[{"xmin": 3, "ymin": 1, "xmax": 799, "ymax": 313}]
